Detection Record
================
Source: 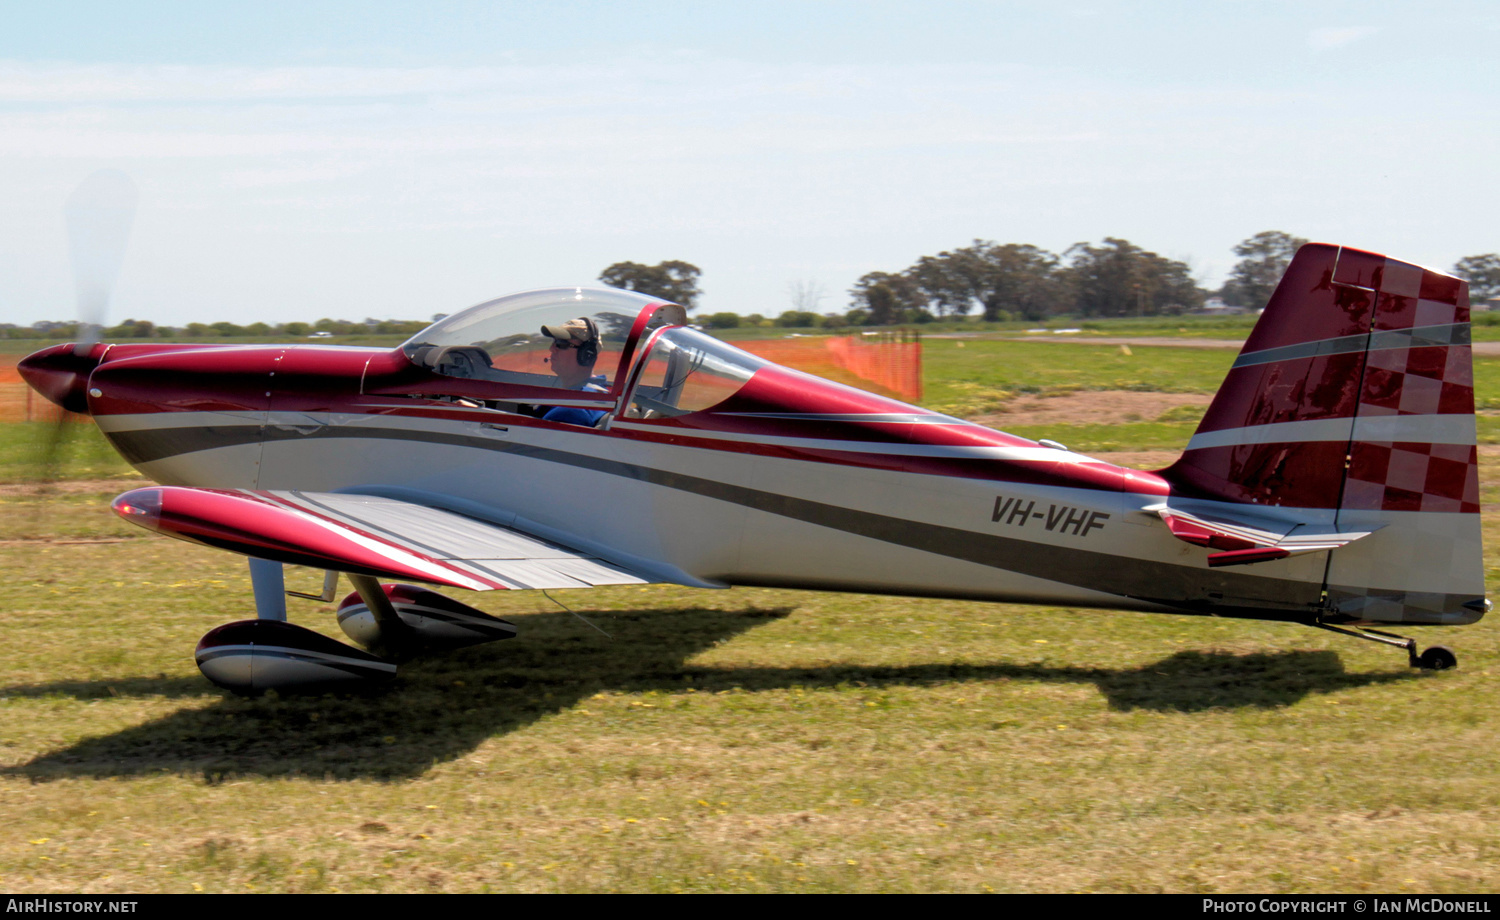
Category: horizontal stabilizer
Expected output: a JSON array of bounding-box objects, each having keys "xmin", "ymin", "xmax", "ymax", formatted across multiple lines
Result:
[
  {"xmin": 1204, "ymin": 547, "xmax": 1292, "ymax": 568},
  {"xmin": 1152, "ymin": 504, "xmax": 1378, "ymax": 567},
  {"xmin": 112, "ymin": 486, "xmax": 652, "ymax": 591}
]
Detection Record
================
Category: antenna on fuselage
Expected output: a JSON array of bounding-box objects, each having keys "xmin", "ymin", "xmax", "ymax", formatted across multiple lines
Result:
[{"xmin": 542, "ymin": 589, "xmax": 612, "ymax": 639}]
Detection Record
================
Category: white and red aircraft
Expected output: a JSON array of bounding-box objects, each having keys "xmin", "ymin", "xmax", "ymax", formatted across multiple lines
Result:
[{"xmin": 19, "ymin": 244, "xmax": 1487, "ymax": 692}]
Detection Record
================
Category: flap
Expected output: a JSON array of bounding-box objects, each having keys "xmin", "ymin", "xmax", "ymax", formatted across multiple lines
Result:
[{"xmin": 112, "ymin": 486, "xmax": 651, "ymax": 591}]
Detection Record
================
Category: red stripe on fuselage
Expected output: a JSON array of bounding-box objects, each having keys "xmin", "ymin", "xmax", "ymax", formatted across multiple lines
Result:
[{"xmin": 94, "ymin": 338, "xmax": 1167, "ymax": 499}]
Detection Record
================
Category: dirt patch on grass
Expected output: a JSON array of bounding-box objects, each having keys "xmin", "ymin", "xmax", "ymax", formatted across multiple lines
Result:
[
  {"xmin": 1090, "ymin": 450, "xmax": 1179, "ymax": 471},
  {"xmin": 971, "ymin": 390, "xmax": 1212, "ymax": 427},
  {"xmin": 0, "ymin": 478, "xmax": 143, "ymax": 496},
  {"xmin": 0, "ymin": 528, "xmax": 139, "ymax": 545}
]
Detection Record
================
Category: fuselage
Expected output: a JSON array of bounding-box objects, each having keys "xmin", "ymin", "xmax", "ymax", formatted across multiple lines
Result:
[
  {"xmin": 20, "ymin": 334, "xmax": 1336, "ymax": 622},
  {"xmin": 25, "ymin": 249, "xmax": 1493, "ymax": 650}
]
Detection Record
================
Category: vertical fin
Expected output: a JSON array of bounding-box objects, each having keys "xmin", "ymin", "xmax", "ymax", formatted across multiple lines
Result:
[
  {"xmin": 1165, "ymin": 243, "xmax": 1368, "ymax": 508},
  {"xmin": 1161, "ymin": 244, "xmax": 1483, "ymax": 624}
]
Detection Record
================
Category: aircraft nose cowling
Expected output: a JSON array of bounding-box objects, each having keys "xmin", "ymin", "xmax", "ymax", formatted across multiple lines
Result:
[{"xmin": 17, "ymin": 343, "xmax": 105, "ymax": 415}]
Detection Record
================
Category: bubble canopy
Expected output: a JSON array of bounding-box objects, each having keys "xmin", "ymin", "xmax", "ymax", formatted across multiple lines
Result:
[{"xmin": 401, "ymin": 287, "xmax": 681, "ymax": 391}]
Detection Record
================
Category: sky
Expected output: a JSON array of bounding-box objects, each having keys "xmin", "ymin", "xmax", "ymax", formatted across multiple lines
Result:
[{"xmin": 1, "ymin": 1, "xmax": 1496, "ymax": 327}]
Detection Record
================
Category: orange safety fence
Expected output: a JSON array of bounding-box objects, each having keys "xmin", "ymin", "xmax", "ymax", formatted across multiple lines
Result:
[
  {"xmin": 736, "ymin": 331, "xmax": 922, "ymax": 404},
  {"xmin": 490, "ymin": 345, "xmax": 626, "ymax": 378}
]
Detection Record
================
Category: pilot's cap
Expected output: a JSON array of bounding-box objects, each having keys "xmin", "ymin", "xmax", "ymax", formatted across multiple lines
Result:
[{"xmin": 540, "ymin": 317, "xmax": 596, "ymax": 344}]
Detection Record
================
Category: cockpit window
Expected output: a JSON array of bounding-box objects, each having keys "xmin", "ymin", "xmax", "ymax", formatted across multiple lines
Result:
[
  {"xmin": 401, "ymin": 288, "xmax": 668, "ymax": 391},
  {"xmin": 623, "ymin": 327, "xmax": 769, "ymax": 418}
]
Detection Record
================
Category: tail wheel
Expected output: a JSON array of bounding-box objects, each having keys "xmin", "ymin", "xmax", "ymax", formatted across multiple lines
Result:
[{"xmin": 1313, "ymin": 622, "xmax": 1459, "ymax": 671}]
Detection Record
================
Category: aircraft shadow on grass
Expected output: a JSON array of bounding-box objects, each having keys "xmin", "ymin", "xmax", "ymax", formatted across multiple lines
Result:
[{"xmin": 3, "ymin": 607, "xmax": 1418, "ymax": 782}]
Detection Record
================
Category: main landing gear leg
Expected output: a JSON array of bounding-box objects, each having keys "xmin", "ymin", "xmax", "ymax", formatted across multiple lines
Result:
[
  {"xmin": 247, "ymin": 558, "xmax": 288, "ymax": 621},
  {"xmin": 1313, "ymin": 622, "xmax": 1458, "ymax": 671},
  {"xmin": 347, "ymin": 573, "xmax": 418, "ymax": 660},
  {"xmin": 194, "ymin": 560, "xmax": 397, "ymax": 693}
]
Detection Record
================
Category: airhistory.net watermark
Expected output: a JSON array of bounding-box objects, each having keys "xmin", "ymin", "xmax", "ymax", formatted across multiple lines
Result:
[{"xmin": 5, "ymin": 902, "xmax": 137, "ymax": 913}]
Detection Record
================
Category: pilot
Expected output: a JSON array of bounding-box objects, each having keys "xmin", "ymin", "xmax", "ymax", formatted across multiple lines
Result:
[{"xmin": 539, "ymin": 317, "xmax": 608, "ymax": 426}]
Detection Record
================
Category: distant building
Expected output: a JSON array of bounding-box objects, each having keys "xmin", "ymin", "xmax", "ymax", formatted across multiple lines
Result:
[{"xmin": 1196, "ymin": 297, "xmax": 1248, "ymax": 316}]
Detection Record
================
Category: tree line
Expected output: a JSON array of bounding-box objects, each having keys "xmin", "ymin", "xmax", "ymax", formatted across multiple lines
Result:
[
  {"xmin": 2, "ymin": 316, "xmax": 435, "ymax": 341},
  {"xmin": 8, "ymin": 242, "xmax": 1498, "ymax": 340},
  {"xmin": 836, "ymin": 233, "xmax": 1500, "ymax": 327},
  {"xmin": 611, "ymin": 238, "xmax": 1500, "ymax": 330}
]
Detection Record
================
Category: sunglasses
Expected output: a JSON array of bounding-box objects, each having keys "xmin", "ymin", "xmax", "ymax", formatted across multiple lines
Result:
[{"xmin": 549, "ymin": 338, "xmax": 579, "ymax": 350}]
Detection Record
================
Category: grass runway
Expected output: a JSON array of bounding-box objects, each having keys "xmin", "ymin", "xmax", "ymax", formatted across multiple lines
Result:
[{"xmin": 1, "ymin": 338, "xmax": 1498, "ymax": 893}]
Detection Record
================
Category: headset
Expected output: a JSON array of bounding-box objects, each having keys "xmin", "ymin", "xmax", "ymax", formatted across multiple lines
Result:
[
  {"xmin": 575, "ymin": 316, "xmax": 599, "ymax": 367},
  {"xmin": 541, "ymin": 316, "xmax": 600, "ymax": 368}
]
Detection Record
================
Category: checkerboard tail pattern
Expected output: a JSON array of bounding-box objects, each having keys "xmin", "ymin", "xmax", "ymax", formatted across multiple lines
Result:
[
  {"xmin": 1325, "ymin": 248, "xmax": 1483, "ymax": 625},
  {"xmin": 1336, "ymin": 248, "xmax": 1477, "ymax": 516},
  {"xmin": 1163, "ymin": 244, "xmax": 1485, "ymax": 625}
]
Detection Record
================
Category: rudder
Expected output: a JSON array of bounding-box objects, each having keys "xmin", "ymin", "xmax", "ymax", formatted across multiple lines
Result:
[{"xmin": 1163, "ymin": 243, "xmax": 1484, "ymax": 625}]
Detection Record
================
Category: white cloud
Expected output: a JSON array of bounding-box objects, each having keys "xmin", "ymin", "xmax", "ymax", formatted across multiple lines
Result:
[
  {"xmin": 0, "ymin": 58, "xmax": 1095, "ymax": 163},
  {"xmin": 0, "ymin": 51, "xmax": 1492, "ymax": 324},
  {"xmin": 1307, "ymin": 26, "xmax": 1380, "ymax": 50},
  {"xmin": 0, "ymin": 63, "xmax": 513, "ymax": 103}
]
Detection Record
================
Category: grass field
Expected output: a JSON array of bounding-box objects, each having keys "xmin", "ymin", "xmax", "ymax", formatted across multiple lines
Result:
[{"xmin": 1, "ymin": 340, "xmax": 1498, "ymax": 893}]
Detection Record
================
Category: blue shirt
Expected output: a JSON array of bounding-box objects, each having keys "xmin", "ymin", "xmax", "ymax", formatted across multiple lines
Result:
[
  {"xmin": 541, "ymin": 380, "xmax": 607, "ymax": 426},
  {"xmin": 542, "ymin": 404, "xmax": 606, "ymax": 426}
]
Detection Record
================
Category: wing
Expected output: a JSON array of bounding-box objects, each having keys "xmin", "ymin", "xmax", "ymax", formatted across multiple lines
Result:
[{"xmin": 111, "ymin": 486, "xmax": 652, "ymax": 591}]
